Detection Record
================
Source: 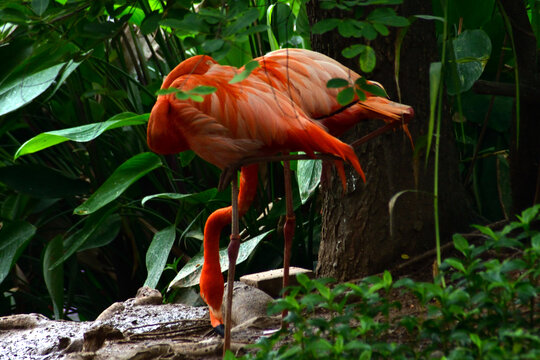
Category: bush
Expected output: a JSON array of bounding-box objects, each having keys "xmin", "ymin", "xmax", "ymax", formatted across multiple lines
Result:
[{"xmin": 234, "ymin": 205, "xmax": 540, "ymax": 359}]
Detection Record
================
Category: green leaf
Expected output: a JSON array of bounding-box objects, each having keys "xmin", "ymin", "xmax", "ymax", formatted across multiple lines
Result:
[
  {"xmin": 141, "ymin": 11, "xmax": 162, "ymax": 35},
  {"xmin": 168, "ymin": 230, "xmax": 273, "ymax": 289},
  {"xmin": 43, "ymin": 235, "xmax": 64, "ymax": 319},
  {"xmin": 74, "ymin": 152, "xmax": 162, "ymax": 215},
  {"xmin": 156, "ymin": 88, "xmax": 179, "ymax": 95},
  {"xmin": 359, "ymin": 45, "xmax": 376, "ymax": 73},
  {"xmin": 453, "ymin": 234, "xmax": 470, "ymax": 255},
  {"xmin": 0, "ymin": 165, "xmax": 89, "ymax": 198},
  {"xmin": 31, "ymin": 0, "xmax": 49, "ymax": 16},
  {"xmin": 355, "ymin": 77, "xmax": 388, "ymax": 98},
  {"xmin": 50, "ymin": 207, "xmax": 115, "ymax": 269},
  {"xmin": 297, "ymin": 159, "xmax": 322, "ymax": 204},
  {"xmin": 338, "ymin": 20, "xmax": 361, "ymax": 38},
  {"xmin": 342, "ymin": 44, "xmax": 366, "ymax": 59},
  {"xmin": 144, "ymin": 225, "xmax": 176, "ymax": 289},
  {"xmin": 14, "ymin": 112, "xmax": 149, "ymax": 159},
  {"xmin": 141, "ymin": 188, "xmax": 218, "ymax": 207},
  {"xmin": 223, "ymin": 8, "xmax": 260, "ymax": 37},
  {"xmin": 229, "ymin": 61, "xmax": 260, "ymax": 84},
  {"xmin": 337, "ymin": 87, "xmax": 354, "ymax": 105},
  {"xmin": 361, "ymin": 23, "xmax": 378, "ymax": 40},
  {"xmin": 447, "ymin": 29, "xmax": 491, "ymax": 95},
  {"xmin": 367, "ymin": 8, "xmax": 409, "ymax": 27},
  {"xmin": 75, "ymin": 214, "xmax": 121, "ymax": 252},
  {"xmin": 427, "ymin": 61, "xmax": 442, "ymax": 156},
  {"xmin": 312, "ymin": 18, "xmax": 340, "ymax": 34},
  {"xmin": 327, "ymin": 78, "xmax": 350, "ymax": 88},
  {"xmin": 188, "ymin": 94, "xmax": 204, "ymax": 102},
  {"xmin": 373, "ymin": 22, "xmax": 389, "ymax": 36},
  {"xmin": 0, "ymin": 62, "xmax": 65, "ymax": 116},
  {"xmin": 0, "ymin": 221, "xmax": 36, "ymax": 284},
  {"xmin": 444, "ymin": 258, "xmax": 466, "ymax": 273},
  {"xmin": 190, "ymin": 86, "xmax": 217, "ymax": 95},
  {"xmin": 202, "ymin": 38, "xmax": 224, "ymax": 53}
]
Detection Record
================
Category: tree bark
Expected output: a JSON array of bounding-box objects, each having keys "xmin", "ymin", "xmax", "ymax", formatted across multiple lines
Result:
[
  {"xmin": 498, "ymin": 0, "xmax": 540, "ymax": 213},
  {"xmin": 308, "ymin": 0, "xmax": 478, "ymax": 280}
]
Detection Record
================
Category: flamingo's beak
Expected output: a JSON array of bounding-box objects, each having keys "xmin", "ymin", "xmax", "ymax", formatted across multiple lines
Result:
[
  {"xmin": 214, "ymin": 324, "xmax": 225, "ymax": 337},
  {"xmin": 209, "ymin": 306, "xmax": 225, "ymax": 337}
]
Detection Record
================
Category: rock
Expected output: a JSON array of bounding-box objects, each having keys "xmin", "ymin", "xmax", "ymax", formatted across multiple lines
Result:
[
  {"xmin": 133, "ymin": 286, "xmax": 162, "ymax": 305},
  {"xmin": 240, "ymin": 267, "xmax": 314, "ymax": 297},
  {"xmin": 223, "ymin": 281, "xmax": 274, "ymax": 327},
  {"xmin": 0, "ymin": 313, "xmax": 48, "ymax": 330},
  {"xmin": 83, "ymin": 325, "xmax": 124, "ymax": 352}
]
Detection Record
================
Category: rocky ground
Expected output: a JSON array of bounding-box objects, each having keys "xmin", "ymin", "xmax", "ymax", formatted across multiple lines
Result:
[{"xmin": 0, "ymin": 283, "xmax": 282, "ymax": 360}]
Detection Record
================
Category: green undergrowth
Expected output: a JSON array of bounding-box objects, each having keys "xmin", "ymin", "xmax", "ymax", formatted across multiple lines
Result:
[{"xmin": 228, "ymin": 204, "xmax": 540, "ymax": 360}]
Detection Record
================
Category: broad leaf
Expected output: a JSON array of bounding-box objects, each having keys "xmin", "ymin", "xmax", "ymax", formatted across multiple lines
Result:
[
  {"xmin": 144, "ymin": 225, "xmax": 176, "ymax": 289},
  {"xmin": 168, "ymin": 230, "xmax": 273, "ymax": 289},
  {"xmin": 0, "ymin": 221, "xmax": 36, "ymax": 284},
  {"xmin": 43, "ymin": 235, "xmax": 64, "ymax": 319},
  {"xmin": 142, "ymin": 188, "xmax": 218, "ymax": 207},
  {"xmin": 0, "ymin": 63, "xmax": 65, "ymax": 116},
  {"xmin": 0, "ymin": 165, "xmax": 89, "ymax": 198},
  {"xmin": 447, "ymin": 29, "xmax": 491, "ymax": 95},
  {"xmin": 74, "ymin": 152, "xmax": 162, "ymax": 215},
  {"xmin": 297, "ymin": 159, "xmax": 322, "ymax": 204},
  {"xmin": 14, "ymin": 112, "xmax": 149, "ymax": 159},
  {"xmin": 49, "ymin": 207, "xmax": 115, "ymax": 269}
]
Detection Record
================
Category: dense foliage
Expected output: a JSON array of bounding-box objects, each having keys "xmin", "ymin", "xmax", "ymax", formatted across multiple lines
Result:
[
  {"xmin": 0, "ymin": 0, "xmax": 538, "ymax": 333},
  {"xmin": 236, "ymin": 205, "xmax": 540, "ymax": 359}
]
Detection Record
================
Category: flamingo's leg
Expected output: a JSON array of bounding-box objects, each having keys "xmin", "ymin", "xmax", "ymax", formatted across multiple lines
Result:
[
  {"xmin": 281, "ymin": 160, "xmax": 296, "ymax": 329},
  {"xmin": 224, "ymin": 175, "xmax": 239, "ymax": 354}
]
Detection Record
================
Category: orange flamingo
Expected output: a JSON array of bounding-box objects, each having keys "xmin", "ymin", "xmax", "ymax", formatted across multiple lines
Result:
[{"xmin": 147, "ymin": 49, "xmax": 413, "ymax": 345}]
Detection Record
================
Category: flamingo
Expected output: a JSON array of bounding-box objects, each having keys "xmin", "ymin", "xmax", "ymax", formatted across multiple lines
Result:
[{"xmin": 147, "ymin": 49, "xmax": 413, "ymax": 348}]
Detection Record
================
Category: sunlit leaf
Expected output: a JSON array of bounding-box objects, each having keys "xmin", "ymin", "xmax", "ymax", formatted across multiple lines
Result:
[
  {"xmin": 145, "ymin": 225, "xmax": 176, "ymax": 289},
  {"xmin": 156, "ymin": 88, "xmax": 179, "ymax": 95},
  {"xmin": 297, "ymin": 159, "xmax": 322, "ymax": 204},
  {"xmin": 14, "ymin": 112, "xmax": 149, "ymax": 159},
  {"xmin": 190, "ymin": 85, "xmax": 217, "ymax": 95},
  {"xmin": 74, "ymin": 152, "xmax": 162, "ymax": 215},
  {"xmin": 168, "ymin": 230, "xmax": 273, "ymax": 289},
  {"xmin": 141, "ymin": 188, "xmax": 218, "ymax": 207},
  {"xmin": 0, "ymin": 63, "xmax": 65, "ymax": 116},
  {"xmin": 229, "ymin": 61, "xmax": 260, "ymax": 84}
]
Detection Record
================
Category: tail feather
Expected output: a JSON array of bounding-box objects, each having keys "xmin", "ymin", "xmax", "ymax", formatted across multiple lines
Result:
[{"xmin": 296, "ymin": 123, "xmax": 366, "ymax": 183}]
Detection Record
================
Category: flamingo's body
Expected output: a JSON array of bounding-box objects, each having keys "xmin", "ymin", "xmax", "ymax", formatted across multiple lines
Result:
[{"xmin": 147, "ymin": 49, "xmax": 413, "ymax": 336}]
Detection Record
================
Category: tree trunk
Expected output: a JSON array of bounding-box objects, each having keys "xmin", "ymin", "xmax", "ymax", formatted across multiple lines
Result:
[
  {"xmin": 498, "ymin": 0, "xmax": 540, "ymax": 214},
  {"xmin": 307, "ymin": 0, "xmax": 477, "ymax": 280}
]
